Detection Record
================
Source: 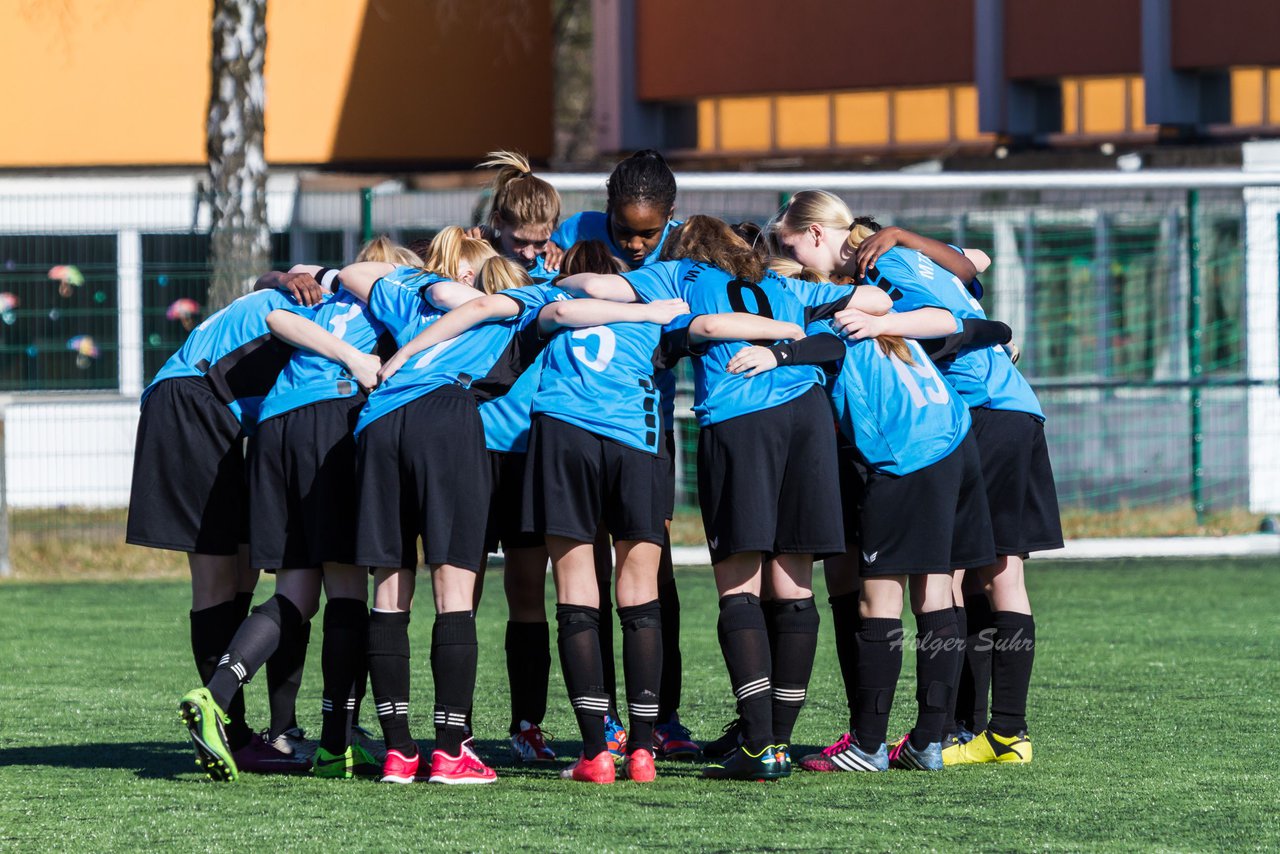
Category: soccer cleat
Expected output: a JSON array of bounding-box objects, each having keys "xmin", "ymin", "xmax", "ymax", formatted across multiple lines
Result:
[
  {"xmin": 949, "ymin": 729, "xmax": 1033, "ymax": 765},
  {"xmin": 232, "ymin": 733, "xmax": 312, "ymax": 775},
  {"xmin": 621, "ymin": 749, "xmax": 656, "ymax": 783},
  {"xmin": 509, "ymin": 720, "xmax": 556, "ymax": 763},
  {"xmin": 940, "ymin": 727, "xmax": 976, "ymax": 767},
  {"xmin": 701, "ymin": 717, "xmax": 743, "ymax": 760},
  {"xmin": 773, "ymin": 745, "xmax": 792, "ymax": 777},
  {"xmin": 798, "ymin": 732, "xmax": 888, "ymax": 773},
  {"xmin": 889, "ymin": 734, "xmax": 944, "ymax": 771},
  {"xmin": 312, "ymin": 745, "xmax": 355, "ymax": 779},
  {"xmin": 264, "ymin": 726, "xmax": 316, "ymax": 765},
  {"xmin": 428, "ymin": 742, "xmax": 498, "ymax": 785},
  {"xmin": 604, "ymin": 714, "xmax": 628, "ymax": 763},
  {"xmin": 560, "ymin": 751, "xmax": 616, "ymax": 784},
  {"xmin": 379, "ymin": 748, "xmax": 421, "ymax": 784},
  {"xmin": 350, "ymin": 742, "xmax": 382, "ymax": 777},
  {"xmin": 351, "ymin": 724, "xmax": 387, "ymax": 764},
  {"xmin": 701, "ymin": 744, "xmax": 786, "ymax": 781},
  {"xmin": 178, "ymin": 687, "xmax": 238, "ymax": 782},
  {"xmin": 652, "ymin": 714, "xmax": 701, "ymax": 760}
]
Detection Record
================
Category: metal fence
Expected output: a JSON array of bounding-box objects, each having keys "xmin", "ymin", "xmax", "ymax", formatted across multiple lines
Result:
[{"xmin": 2, "ymin": 168, "xmax": 1279, "ymax": 569}]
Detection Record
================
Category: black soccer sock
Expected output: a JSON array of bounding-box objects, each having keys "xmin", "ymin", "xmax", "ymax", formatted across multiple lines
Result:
[
  {"xmin": 556, "ymin": 604, "xmax": 609, "ymax": 759},
  {"xmin": 852, "ymin": 617, "xmax": 903, "ymax": 749},
  {"xmin": 191, "ymin": 600, "xmax": 252, "ymax": 749},
  {"xmin": 768, "ymin": 597, "xmax": 820, "ymax": 746},
  {"xmin": 910, "ymin": 607, "xmax": 961, "ymax": 749},
  {"xmin": 957, "ymin": 593, "xmax": 994, "ymax": 733},
  {"xmin": 505, "ymin": 620, "xmax": 551, "ymax": 733},
  {"xmin": 206, "ymin": 594, "xmax": 301, "ymax": 716},
  {"xmin": 368, "ymin": 610, "xmax": 415, "ymax": 757},
  {"xmin": 657, "ymin": 577, "xmax": 683, "ymax": 721},
  {"xmin": 265, "ymin": 618, "xmax": 309, "ymax": 740},
  {"xmin": 319, "ymin": 598, "xmax": 367, "ymax": 755},
  {"xmin": 829, "ymin": 591, "xmax": 862, "ymax": 731},
  {"xmin": 716, "ymin": 593, "xmax": 773, "ymax": 752},
  {"xmin": 592, "ymin": 538, "xmax": 620, "ymax": 720},
  {"xmin": 430, "ymin": 610, "xmax": 478, "ymax": 755},
  {"xmin": 617, "ymin": 600, "xmax": 662, "ymax": 754},
  {"xmin": 943, "ymin": 605, "xmax": 968, "ymax": 739},
  {"xmin": 232, "ymin": 591, "xmax": 254, "ymax": 621},
  {"xmin": 989, "ymin": 611, "xmax": 1036, "ymax": 736},
  {"xmin": 228, "ymin": 592, "xmax": 256, "ymax": 743}
]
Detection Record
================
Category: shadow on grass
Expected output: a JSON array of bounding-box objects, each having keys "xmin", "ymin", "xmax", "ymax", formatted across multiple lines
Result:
[
  {"xmin": 0, "ymin": 741, "xmax": 193, "ymax": 779},
  {"xmin": 0, "ymin": 738, "xmax": 717, "ymax": 782}
]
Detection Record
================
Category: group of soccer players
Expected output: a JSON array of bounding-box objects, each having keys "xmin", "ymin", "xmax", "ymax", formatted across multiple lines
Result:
[{"xmin": 126, "ymin": 148, "xmax": 1061, "ymax": 786}]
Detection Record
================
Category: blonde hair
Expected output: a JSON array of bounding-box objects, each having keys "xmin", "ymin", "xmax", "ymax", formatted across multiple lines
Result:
[
  {"xmin": 355, "ymin": 235, "xmax": 423, "ymax": 267},
  {"xmin": 767, "ymin": 252, "xmax": 914, "ymax": 364},
  {"xmin": 767, "ymin": 190, "xmax": 878, "ymax": 255},
  {"xmin": 479, "ymin": 150, "xmax": 561, "ymax": 232},
  {"xmin": 422, "ymin": 226, "xmax": 498, "ymax": 281},
  {"xmin": 475, "ymin": 255, "xmax": 532, "ymax": 295}
]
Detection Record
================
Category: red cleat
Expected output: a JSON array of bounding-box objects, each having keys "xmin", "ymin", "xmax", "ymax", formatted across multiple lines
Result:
[
  {"xmin": 428, "ymin": 742, "xmax": 497, "ymax": 785},
  {"xmin": 379, "ymin": 748, "xmax": 420, "ymax": 784},
  {"xmin": 621, "ymin": 748, "xmax": 656, "ymax": 782},
  {"xmin": 560, "ymin": 751, "xmax": 616, "ymax": 784}
]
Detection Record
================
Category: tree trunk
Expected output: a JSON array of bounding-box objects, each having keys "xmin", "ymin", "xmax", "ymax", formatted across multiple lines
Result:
[{"xmin": 207, "ymin": 0, "xmax": 269, "ymax": 310}]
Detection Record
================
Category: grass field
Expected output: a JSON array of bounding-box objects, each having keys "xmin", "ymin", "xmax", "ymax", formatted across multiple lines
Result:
[{"xmin": 1, "ymin": 558, "xmax": 1277, "ymax": 852}]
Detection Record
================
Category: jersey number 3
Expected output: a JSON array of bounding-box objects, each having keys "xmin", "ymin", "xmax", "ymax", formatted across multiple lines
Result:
[{"xmin": 571, "ymin": 326, "xmax": 616, "ymax": 372}]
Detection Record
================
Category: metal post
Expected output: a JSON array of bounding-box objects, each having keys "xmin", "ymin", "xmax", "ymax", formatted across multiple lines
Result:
[
  {"xmin": 1187, "ymin": 189, "xmax": 1205, "ymax": 524},
  {"xmin": 360, "ymin": 188, "xmax": 374, "ymax": 244}
]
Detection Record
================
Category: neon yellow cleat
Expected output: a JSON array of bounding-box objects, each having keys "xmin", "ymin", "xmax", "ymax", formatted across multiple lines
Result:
[{"xmin": 949, "ymin": 729, "xmax": 1033, "ymax": 765}]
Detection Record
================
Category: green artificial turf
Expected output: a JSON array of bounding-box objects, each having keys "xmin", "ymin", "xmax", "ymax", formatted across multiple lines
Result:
[{"xmin": 1, "ymin": 559, "xmax": 1277, "ymax": 852}]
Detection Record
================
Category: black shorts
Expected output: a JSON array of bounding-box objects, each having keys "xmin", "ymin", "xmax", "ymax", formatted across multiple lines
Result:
[
  {"xmin": 354, "ymin": 385, "xmax": 490, "ymax": 572},
  {"xmin": 836, "ymin": 434, "xmax": 866, "ymax": 546},
  {"xmin": 969, "ymin": 407, "xmax": 1065, "ymax": 556},
  {"xmin": 522, "ymin": 416, "xmax": 667, "ymax": 545},
  {"xmin": 485, "ymin": 451, "xmax": 544, "ymax": 554},
  {"xmin": 249, "ymin": 397, "xmax": 363, "ymax": 570},
  {"xmin": 126, "ymin": 376, "xmax": 247, "ymax": 555},
  {"xmin": 663, "ymin": 429, "xmax": 677, "ymax": 522},
  {"xmin": 858, "ymin": 432, "xmax": 995, "ymax": 577},
  {"xmin": 696, "ymin": 385, "xmax": 844, "ymax": 564}
]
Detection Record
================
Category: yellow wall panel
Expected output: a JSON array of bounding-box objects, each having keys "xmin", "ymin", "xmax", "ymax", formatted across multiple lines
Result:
[
  {"xmin": 1129, "ymin": 77, "xmax": 1150, "ymax": 130},
  {"xmin": 1081, "ymin": 77, "xmax": 1128, "ymax": 134},
  {"xmin": 0, "ymin": 0, "xmax": 212, "ymax": 166},
  {"xmin": 717, "ymin": 97, "xmax": 772, "ymax": 151},
  {"xmin": 1232, "ymin": 67, "xmax": 1264, "ymax": 126},
  {"xmin": 698, "ymin": 100, "xmax": 718, "ymax": 151},
  {"xmin": 834, "ymin": 92, "xmax": 890, "ymax": 146},
  {"xmin": 1269, "ymin": 69, "xmax": 1280, "ymax": 124},
  {"xmin": 893, "ymin": 88, "xmax": 951, "ymax": 143},
  {"xmin": 1062, "ymin": 80, "xmax": 1080, "ymax": 134},
  {"xmin": 953, "ymin": 86, "xmax": 981, "ymax": 140},
  {"xmin": 775, "ymin": 95, "xmax": 830, "ymax": 149}
]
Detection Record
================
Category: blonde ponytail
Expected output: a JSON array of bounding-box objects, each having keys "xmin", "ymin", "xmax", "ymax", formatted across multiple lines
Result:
[
  {"xmin": 422, "ymin": 226, "xmax": 498, "ymax": 282},
  {"xmin": 479, "ymin": 150, "xmax": 561, "ymax": 232}
]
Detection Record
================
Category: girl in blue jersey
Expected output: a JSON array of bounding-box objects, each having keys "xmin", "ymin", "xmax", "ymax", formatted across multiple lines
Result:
[
  {"xmin": 134, "ymin": 275, "xmax": 333, "ymax": 781},
  {"xmin": 772, "ymin": 191, "xmax": 1063, "ymax": 766},
  {"xmin": 553, "ymin": 216, "xmax": 892, "ymax": 779},
  {"xmin": 176, "ymin": 273, "xmax": 387, "ymax": 781},
  {"xmin": 471, "ymin": 151, "xmax": 564, "ymax": 280},
  {"xmin": 554, "ymin": 155, "xmax": 695, "ymax": 759},
  {"xmin": 551, "ymin": 149, "xmax": 682, "ymax": 269}
]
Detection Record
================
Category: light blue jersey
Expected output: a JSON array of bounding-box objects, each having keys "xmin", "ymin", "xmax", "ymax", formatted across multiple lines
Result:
[
  {"xmin": 367, "ymin": 266, "xmax": 449, "ymax": 346},
  {"xmin": 624, "ymin": 260, "xmax": 827, "ymax": 426},
  {"xmin": 355, "ymin": 283, "xmax": 561, "ymax": 436},
  {"xmin": 867, "ymin": 247, "xmax": 1043, "ymax": 419},
  {"xmin": 533, "ymin": 315, "xmax": 689, "ymax": 454},
  {"xmin": 147, "ymin": 288, "xmax": 307, "ymax": 428},
  {"xmin": 258, "ymin": 287, "xmax": 390, "ymax": 423},
  {"xmin": 809, "ymin": 319, "xmax": 970, "ymax": 476},
  {"xmin": 551, "ymin": 211, "xmax": 683, "ymax": 269}
]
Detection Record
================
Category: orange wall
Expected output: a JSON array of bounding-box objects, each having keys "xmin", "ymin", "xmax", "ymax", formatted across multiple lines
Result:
[{"xmin": 0, "ymin": 0, "xmax": 553, "ymax": 169}]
